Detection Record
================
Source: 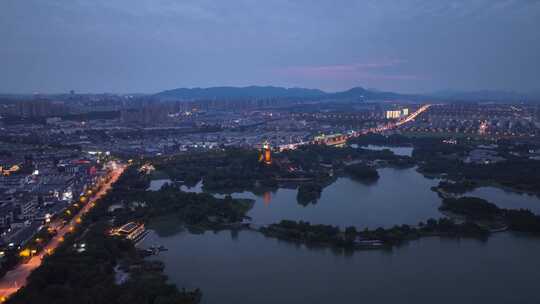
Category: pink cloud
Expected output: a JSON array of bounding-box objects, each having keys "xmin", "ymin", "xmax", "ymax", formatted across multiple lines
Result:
[{"xmin": 275, "ymin": 60, "xmax": 424, "ymax": 81}]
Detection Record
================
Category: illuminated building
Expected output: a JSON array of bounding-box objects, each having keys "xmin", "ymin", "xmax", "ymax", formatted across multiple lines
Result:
[
  {"xmin": 479, "ymin": 121, "xmax": 488, "ymax": 135},
  {"xmin": 385, "ymin": 108, "xmax": 409, "ymax": 119},
  {"xmin": 62, "ymin": 189, "xmax": 73, "ymax": 201},
  {"xmin": 386, "ymin": 110, "xmax": 401, "ymax": 119},
  {"xmin": 313, "ymin": 133, "xmax": 347, "ymax": 147},
  {"xmin": 259, "ymin": 141, "xmax": 272, "ymax": 165},
  {"xmin": 0, "ymin": 165, "xmax": 20, "ymax": 176},
  {"xmin": 111, "ymin": 222, "xmax": 147, "ymax": 242}
]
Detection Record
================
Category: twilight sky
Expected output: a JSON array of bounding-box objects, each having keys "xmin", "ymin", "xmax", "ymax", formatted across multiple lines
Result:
[{"xmin": 1, "ymin": 0, "xmax": 539, "ymax": 94}]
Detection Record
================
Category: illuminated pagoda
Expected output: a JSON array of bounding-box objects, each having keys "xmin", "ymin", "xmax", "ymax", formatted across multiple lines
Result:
[{"xmin": 259, "ymin": 141, "xmax": 272, "ymax": 165}]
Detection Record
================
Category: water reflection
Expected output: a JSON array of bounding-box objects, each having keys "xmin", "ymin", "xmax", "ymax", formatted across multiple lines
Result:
[
  {"xmin": 263, "ymin": 191, "xmax": 272, "ymax": 206},
  {"xmin": 465, "ymin": 186, "xmax": 540, "ymax": 213},
  {"xmin": 177, "ymin": 167, "xmax": 540, "ymax": 228},
  {"xmin": 181, "ymin": 168, "xmax": 442, "ymax": 229},
  {"xmin": 351, "ymin": 144, "xmax": 414, "ymax": 157}
]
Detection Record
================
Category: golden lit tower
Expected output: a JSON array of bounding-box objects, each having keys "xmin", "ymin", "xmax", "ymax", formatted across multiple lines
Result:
[{"xmin": 259, "ymin": 141, "xmax": 272, "ymax": 165}]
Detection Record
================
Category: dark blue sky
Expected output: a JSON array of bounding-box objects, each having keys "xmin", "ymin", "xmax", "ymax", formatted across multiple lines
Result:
[{"xmin": 1, "ymin": 0, "xmax": 539, "ymax": 94}]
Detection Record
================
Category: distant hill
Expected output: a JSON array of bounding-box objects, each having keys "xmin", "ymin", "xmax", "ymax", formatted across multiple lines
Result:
[
  {"xmin": 154, "ymin": 85, "xmax": 540, "ymax": 103},
  {"xmin": 154, "ymin": 85, "xmax": 419, "ymax": 101},
  {"xmin": 155, "ymin": 86, "xmax": 326, "ymax": 100},
  {"xmin": 325, "ymin": 87, "xmax": 422, "ymax": 101}
]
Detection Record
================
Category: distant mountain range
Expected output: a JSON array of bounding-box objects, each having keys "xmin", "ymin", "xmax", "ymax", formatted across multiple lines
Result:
[
  {"xmin": 4, "ymin": 86, "xmax": 537, "ymax": 103},
  {"xmin": 155, "ymin": 86, "xmax": 326, "ymax": 100},
  {"xmin": 154, "ymin": 85, "xmax": 423, "ymax": 101}
]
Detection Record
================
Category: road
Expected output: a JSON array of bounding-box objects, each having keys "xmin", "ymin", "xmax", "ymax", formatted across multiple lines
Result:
[
  {"xmin": 0, "ymin": 165, "xmax": 126, "ymax": 302},
  {"xmin": 278, "ymin": 104, "xmax": 431, "ymax": 150},
  {"xmin": 357, "ymin": 104, "xmax": 431, "ymax": 134}
]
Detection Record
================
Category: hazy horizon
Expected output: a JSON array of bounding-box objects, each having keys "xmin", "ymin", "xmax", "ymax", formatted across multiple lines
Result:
[{"xmin": 1, "ymin": 0, "xmax": 540, "ymax": 94}]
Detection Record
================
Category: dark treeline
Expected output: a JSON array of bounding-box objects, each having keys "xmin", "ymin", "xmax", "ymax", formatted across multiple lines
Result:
[
  {"xmin": 436, "ymin": 180, "xmax": 478, "ymax": 194},
  {"xmin": 296, "ymin": 183, "xmax": 323, "ymax": 206},
  {"xmin": 440, "ymin": 197, "xmax": 501, "ymax": 220},
  {"xmin": 152, "ymin": 149, "xmax": 279, "ymax": 192},
  {"xmin": 422, "ymin": 159, "xmax": 540, "ymax": 193},
  {"xmin": 260, "ymin": 218, "xmax": 490, "ymax": 250},
  {"xmin": 440, "ymin": 197, "xmax": 540, "ymax": 233},
  {"xmin": 105, "ymin": 166, "xmax": 254, "ymax": 228},
  {"xmin": 344, "ymin": 163, "xmax": 379, "ymax": 181}
]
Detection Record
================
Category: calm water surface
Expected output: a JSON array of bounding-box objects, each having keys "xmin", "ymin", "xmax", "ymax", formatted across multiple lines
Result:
[
  {"xmin": 359, "ymin": 144, "xmax": 414, "ymax": 157},
  {"xmin": 142, "ymin": 230, "xmax": 540, "ymax": 304},
  {"xmin": 146, "ymin": 164, "xmax": 540, "ymax": 304},
  {"xmin": 183, "ymin": 167, "xmax": 442, "ymax": 229},
  {"xmin": 465, "ymin": 187, "xmax": 540, "ymax": 214},
  {"xmin": 180, "ymin": 167, "xmax": 540, "ymax": 228},
  {"xmin": 147, "ymin": 179, "xmax": 171, "ymax": 191}
]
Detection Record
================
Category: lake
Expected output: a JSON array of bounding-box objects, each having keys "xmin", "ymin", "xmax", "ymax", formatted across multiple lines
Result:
[
  {"xmin": 359, "ymin": 144, "xmax": 414, "ymax": 157},
  {"xmin": 349, "ymin": 144, "xmax": 413, "ymax": 157},
  {"xmin": 147, "ymin": 179, "xmax": 171, "ymax": 191},
  {"xmin": 141, "ymin": 229, "xmax": 540, "ymax": 304},
  {"xmin": 180, "ymin": 167, "xmax": 540, "ymax": 228},
  {"xmin": 465, "ymin": 186, "xmax": 540, "ymax": 214},
  {"xmin": 181, "ymin": 167, "xmax": 442, "ymax": 229},
  {"xmin": 244, "ymin": 168, "xmax": 442, "ymax": 228},
  {"xmin": 145, "ymin": 164, "xmax": 540, "ymax": 304}
]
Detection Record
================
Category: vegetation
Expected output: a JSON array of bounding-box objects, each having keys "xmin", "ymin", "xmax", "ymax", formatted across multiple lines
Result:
[
  {"xmin": 440, "ymin": 197, "xmax": 540, "ymax": 233},
  {"xmin": 504, "ymin": 209, "xmax": 540, "ymax": 233},
  {"xmin": 344, "ymin": 163, "xmax": 379, "ymax": 181},
  {"xmin": 152, "ymin": 149, "xmax": 279, "ymax": 192},
  {"xmin": 296, "ymin": 183, "xmax": 323, "ymax": 206},
  {"xmin": 260, "ymin": 218, "xmax": 490, "ymax": 250},
  {"xmin": 440, "ymin": 197, "xmax": 501, "ymax": 220},
  {"xmin": 106, "ymin": 167, "xmax": 254, "ymax": 230},
  {"xmin": 436, "ymin": 180, "xmax": 478, "ymax": 194}
]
